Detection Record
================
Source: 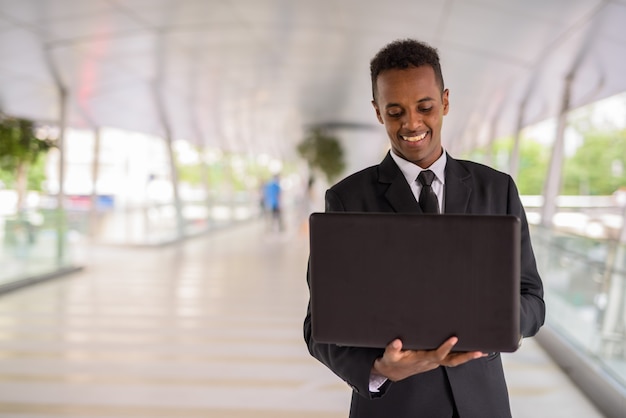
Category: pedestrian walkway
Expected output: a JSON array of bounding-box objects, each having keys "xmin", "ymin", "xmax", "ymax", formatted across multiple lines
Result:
[{"xmin": 0, "ymin": 220, "xmax": 604, "ymax": 417}]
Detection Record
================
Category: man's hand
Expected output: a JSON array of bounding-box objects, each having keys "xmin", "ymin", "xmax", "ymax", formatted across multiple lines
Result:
[{"xmin": 372, "ymin": 337, "xmax": 485, "ymax": 382}]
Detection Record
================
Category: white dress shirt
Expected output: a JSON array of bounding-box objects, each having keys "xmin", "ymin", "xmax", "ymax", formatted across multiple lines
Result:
[
  {"xmin": 369, "ymin": 148, "xmax": 448, "ymax": 393},
  {"xmin": 389, "ymin": 149, "xmax": 447, "ymax": 213}
]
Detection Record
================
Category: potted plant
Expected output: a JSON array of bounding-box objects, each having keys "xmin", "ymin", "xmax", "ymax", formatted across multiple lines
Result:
[{"xmin": 297, "ymin": 127, "xmax": 346, "ymax": 184}]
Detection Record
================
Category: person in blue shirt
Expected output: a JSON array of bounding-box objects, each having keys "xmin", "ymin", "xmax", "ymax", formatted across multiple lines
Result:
[{"xmin": 263, "ymin": 174, "xmax": 283, "ymax": 231}]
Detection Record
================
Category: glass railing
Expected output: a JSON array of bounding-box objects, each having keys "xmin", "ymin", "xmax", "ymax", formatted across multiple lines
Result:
[
  {"xmin": 85, "ymin": 191, "xmax": 262, "ymax": 245},
  {"xmin": 0, "ymin": 209, "xmax": 79, "ymax": 288},
  {"xmin": 0, "ymin": 191, "xmax": 264, "ymax": 289},
  {"xmin": 531, "ymin": 226, "xmax": 626, "ymax": 389}
]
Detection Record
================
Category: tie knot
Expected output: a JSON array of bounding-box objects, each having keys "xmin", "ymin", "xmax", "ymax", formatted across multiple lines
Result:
[{"xmin": 417, "ymin": 170, "xmax": 435, "ymax": 187}]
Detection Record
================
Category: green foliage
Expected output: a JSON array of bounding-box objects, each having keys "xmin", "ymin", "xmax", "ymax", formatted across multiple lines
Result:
[
  {"xmin": 297, "ymin": 128, "xmax": 346, "ymax": 183},
  {"xmin": 562, "ymin": 130, "xmax": 626, "ymax": 195},
  {"xmin": 0, "ymin": 117, "xmax": 54, "ymax": 172},
  {"xmin": 0, "ymin": 117, "xmax": 55, "ymax": 192},
  {"xmin": 177, "ymin": 163, "xmax": 203, "ymax": 185},
  {"xmin": 461, "ymin": 136, "xmax": 550, "ymax": 195},
  {"xmin": 176, "ymin": 151, "xmax": 287, "ymax": 192},
  {"xmin": 26, "ymin": 153, "xmax": 48, "ymax": 191},
  {"xmin": 516, "ymin": 139, "xmax": 550, "ymax": 195},
  {"xmin": 465, "ymin": 125, "xmax": 625, "ymax": 196},
  {"xmin": 491, "ymin": 137, "xmax": 513, "ymax": 172},
  {"xmin": 0, "ymin": 165, "xmax": 12, "ymax": 188},
  {"xmin": 0, "ymin": 153, "xmax": 49, "ymax": 191}
]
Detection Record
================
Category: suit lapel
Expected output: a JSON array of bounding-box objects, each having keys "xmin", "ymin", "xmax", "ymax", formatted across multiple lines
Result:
[
  {"xmin": 443, "ymin": 154, "xmax": 472, "ymax": 214},
  {"xmin": 378, "ymin": 152, "xmax": 422, "ymax": 213},
  {"xmin": 377, "ymin": 151, "xmax": 473, "ymax": 214}
]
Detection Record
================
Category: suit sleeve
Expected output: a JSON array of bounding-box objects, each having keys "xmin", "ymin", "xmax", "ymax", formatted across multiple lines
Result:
[
  {"xmin": 507, "ymin": 177, "xmax": 545, "ymax": 337},
  {"xmin": 303, "ymin": 189, "xmax": 386, "ymax": 398}
]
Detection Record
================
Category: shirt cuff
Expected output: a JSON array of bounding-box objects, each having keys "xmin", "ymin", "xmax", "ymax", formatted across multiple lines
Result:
[{"xmin": 369, "ymin": 372, "xmax": 388, "ymax": 393}]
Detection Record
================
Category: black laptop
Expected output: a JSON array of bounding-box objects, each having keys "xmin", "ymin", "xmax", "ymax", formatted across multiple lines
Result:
[{"xmin": 308, "ymin": 212, "xmax": 521, "ymax": 353}]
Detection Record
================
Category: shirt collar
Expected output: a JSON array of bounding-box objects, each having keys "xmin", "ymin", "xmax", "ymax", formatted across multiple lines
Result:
[{"xmin": 390, "ymin": 148, "xmax": 447, "ymax": 186}]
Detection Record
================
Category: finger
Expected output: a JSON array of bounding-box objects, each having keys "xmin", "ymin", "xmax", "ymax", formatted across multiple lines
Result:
[
  {"xmin": 384, "ymin": 339, "xmax": 403, "ymax": 360},
  {"xmin": 434, "ymin": 336, "xmax": 458, "ymax": 358},
  {"xmin": 385, "ymin": 339, "xmax": 403, "ymax": 351},
  {"xmin": 445, "ymin": 351, "xmax": 484, "ymax": 367}
]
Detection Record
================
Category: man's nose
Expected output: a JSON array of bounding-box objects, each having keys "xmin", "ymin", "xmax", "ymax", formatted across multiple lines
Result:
[{"xmin": 403, "ymin": 110, "xmax": 423, "ymax": 130}]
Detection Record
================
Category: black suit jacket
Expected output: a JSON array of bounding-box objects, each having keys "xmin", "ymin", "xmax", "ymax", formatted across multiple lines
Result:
[{"xmin": 303, "ymin": 152, "xmax": 545, "ymax": 418}]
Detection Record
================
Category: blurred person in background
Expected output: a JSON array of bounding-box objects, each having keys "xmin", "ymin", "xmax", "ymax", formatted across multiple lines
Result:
[{"xmin": 263, "ymin": 174, "xmax": 283, "ymax": 232}]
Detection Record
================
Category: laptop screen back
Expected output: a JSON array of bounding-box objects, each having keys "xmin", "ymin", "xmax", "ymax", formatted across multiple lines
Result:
[{"xmin": 308, "ymin": 212, "xmax": 520, "ymax": 353}]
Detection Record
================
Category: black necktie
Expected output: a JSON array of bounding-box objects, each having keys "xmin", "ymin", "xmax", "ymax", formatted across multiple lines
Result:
[{"xmin": 417, "ymin": 170, "xmax": 440, "ymax": 214}]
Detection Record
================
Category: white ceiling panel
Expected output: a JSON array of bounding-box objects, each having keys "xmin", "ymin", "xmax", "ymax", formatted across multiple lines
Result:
[
  {"xmin": 39, "ymin": 10, "xmax": 145, "ymax": 44},
  {"xmin": 471, "ymin": 0, "xmax": 603, "ymax": 23},
  {"xmin": 443, "ymin": 3, "xmax": 556, "ymax": 65},
  {"xmin": 0, "ymin": 0, "xmax": 112, "ymax": 23},
  {"xmin": 110, "ymin": 0, "xmax": 240, "ymax": 28},
  {"xmin": 0, "ymin": 0, "xmax": 625, "ymax": 161},
  {"xmin": 1, "ymin": 78, "xmax": 58, "ymax": 121},
  {"xmin": 598, "ymin": 2, "xmax": 626, "ymax": 44}
]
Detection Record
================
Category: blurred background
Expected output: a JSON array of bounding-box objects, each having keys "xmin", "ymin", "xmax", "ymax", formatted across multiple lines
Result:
[{"xmin": 0, "ymin": 0, "xmax": 625, "ymax": 417}]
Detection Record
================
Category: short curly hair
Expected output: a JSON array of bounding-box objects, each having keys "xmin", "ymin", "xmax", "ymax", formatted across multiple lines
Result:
[{"xmin": 370, "ymin": 39, "xmax": 445, "ymax": 100}]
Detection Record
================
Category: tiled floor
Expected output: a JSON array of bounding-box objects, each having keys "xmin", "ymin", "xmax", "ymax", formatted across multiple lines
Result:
[{"xmin": 0, "ymin": 219, "xmax": 604, "ymax": 417}]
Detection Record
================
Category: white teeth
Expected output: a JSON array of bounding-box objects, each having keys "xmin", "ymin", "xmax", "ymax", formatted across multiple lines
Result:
[{"xmin": 402, "ymin": 132, "xmax": 428, "ymax": 142}]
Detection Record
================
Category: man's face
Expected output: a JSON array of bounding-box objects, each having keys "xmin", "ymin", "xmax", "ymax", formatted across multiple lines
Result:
[{"xmin": 372, "ymin": 65, "xmax": 449, "ymax": 168}]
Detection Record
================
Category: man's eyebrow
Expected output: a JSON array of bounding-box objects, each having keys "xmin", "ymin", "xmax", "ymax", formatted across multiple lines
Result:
[{"xmin": 384, "ymin": 97, "xmax": 435, "ymax": 108}]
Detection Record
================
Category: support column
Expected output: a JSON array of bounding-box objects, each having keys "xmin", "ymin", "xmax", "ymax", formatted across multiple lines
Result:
[
  {"xmin": 600, "ymin": 201, "xmax": 626, "ymax": 356},
  {"xmin": 484, "ymin": 106, "xmax": 503, "ymax": 169},
  {"xmin": 163, "ymin": 128, "xmax": 185, "ymax": 239},
  {"xmin": 483, "ymin": 123, "xmax": 495, "ymax": 168},
  {"xmin": 619, "ymin": 200, "xmax": 626, "ymax": 243},
  {"xmin": 187, "ymin": 47, "xmax": 213, "ymax": 231},
  {"xmin": 540, "ymin": 74, "xmax": 573, "ymax": 228},
  {"xmin": 539, "ymin": 8, "xmax": 602, "ymax": 228},
  {"xmin": 43, "ymin": 41, "xmax": 69, "ymax": 265},
  {"xmin": 89, "ymin": 128, "xmax": 101, "ymax": 238},
  {"xmin": 153, "ymin": 31, "xmax": 185, "ymax": 240},
  {"xmin": 509, "ymin": 103, "xmax": 525, "ymax": 182},
  {"xmin": 56, "ymin": 87, "xmax": 68, "ymax": 264}
]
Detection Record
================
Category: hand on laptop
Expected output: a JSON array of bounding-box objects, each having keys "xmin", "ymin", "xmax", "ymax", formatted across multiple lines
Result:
[{"xmin": 372, "ymin": 337, "xmax": 486, "ymax": 382}]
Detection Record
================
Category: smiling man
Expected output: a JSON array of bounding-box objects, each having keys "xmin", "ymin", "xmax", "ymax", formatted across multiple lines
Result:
[
  {"xmin": 373, "ymin": 62, "xmax": 448, "ymax": 169},
  {"xmin": 303, "ymin": 39, "xmax": 545, "ymax": 418}
]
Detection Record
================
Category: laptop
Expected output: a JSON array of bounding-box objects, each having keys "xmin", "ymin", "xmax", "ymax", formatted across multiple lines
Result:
[{"xmin": 308, "ymin": 212, "xmax": 521, "ymax": 353}]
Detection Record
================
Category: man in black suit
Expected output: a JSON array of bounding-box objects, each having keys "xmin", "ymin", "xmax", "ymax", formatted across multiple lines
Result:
[{"xmin": 303, "ymin": 39, "xmax": 545, "ymax": 418}]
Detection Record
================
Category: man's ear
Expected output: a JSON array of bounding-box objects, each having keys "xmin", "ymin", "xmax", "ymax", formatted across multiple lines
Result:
[
  {"xmin": 442, "ymin": 89, "xmax": 450, "ymax": 116},
  {"xmin": 372, "ymin": 100, "xmax": 384, "ymax": 124}
]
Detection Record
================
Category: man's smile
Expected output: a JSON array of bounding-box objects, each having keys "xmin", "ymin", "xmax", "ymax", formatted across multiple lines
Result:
[{"xmin": 401, "ymin": 131, "xmax": 429, "ymax": 142}]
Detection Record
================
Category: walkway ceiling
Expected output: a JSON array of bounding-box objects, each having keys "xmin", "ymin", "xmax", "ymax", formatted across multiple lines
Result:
[{"xmin": 1, "ymin": 0, "xmax": 625, "ymax": 160}]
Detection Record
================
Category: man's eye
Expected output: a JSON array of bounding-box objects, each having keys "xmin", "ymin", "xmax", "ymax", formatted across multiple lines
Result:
[
  {"xmin": 419, "ymin": 107, "xmax": 433, "ymax": 113},
  {"xmin": 388, "ymin": 111, "xmax": 402, "ymax": 118}
]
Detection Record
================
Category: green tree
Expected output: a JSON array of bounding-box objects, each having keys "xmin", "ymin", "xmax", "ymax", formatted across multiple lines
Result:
[
  {"xmin": 297, "ymin": 128, "xmax": 345, "ymax": 184},
  {"xmin": 463, "ymin": 136, "xmax": 550, "ymax": 195},
  {"xmin": 516, "ymin": 138, "xmax": 550, "ymax": 195},
  {"xmin": 562, "ymin": 130, "xmax": 626, "ymax": 195},
  {"xmin": 0, "ymin": 116, "xmax": 55, "ymax": 210}
]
